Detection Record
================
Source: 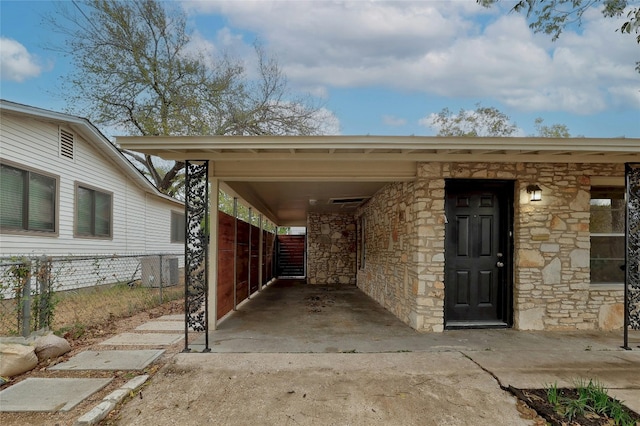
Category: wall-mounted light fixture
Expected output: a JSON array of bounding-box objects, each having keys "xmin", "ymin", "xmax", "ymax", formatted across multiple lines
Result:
[{"xmin": 526, "ymin": 184, "xmax": 542, "ymax": 202}]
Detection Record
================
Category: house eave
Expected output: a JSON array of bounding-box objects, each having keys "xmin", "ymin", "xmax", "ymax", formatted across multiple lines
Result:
[{"xmin": 117, "ymin": 135, "xmax": 640, "ymax": 165}]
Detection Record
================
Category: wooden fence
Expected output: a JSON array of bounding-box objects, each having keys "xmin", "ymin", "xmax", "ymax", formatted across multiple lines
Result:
[{"xmin": 217, "ymin": 212, "xmax": 276, "ymax": 320}]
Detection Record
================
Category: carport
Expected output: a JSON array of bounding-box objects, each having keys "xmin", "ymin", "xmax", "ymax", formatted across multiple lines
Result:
[
  {"xmin": 117, "ymin": 135, "xmax": 418, "ymax": 334},
  {"xmin": 117, "ymin": 135, "xmax": 640, "ymax": 350}
]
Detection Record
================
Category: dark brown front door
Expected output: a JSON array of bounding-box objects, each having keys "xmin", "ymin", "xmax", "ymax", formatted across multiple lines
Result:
[{"xmin": 444, "ymin": 180, "xmax": 513, "ymax": 328}]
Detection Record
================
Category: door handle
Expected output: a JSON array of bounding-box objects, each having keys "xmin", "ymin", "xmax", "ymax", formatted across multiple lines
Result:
[{"xmin": 496, "ymin": 261, "xmax": 504, "ymax": 268}]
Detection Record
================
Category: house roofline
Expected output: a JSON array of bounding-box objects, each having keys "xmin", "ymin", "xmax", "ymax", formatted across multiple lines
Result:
[
  {"xmin": 117, "ymin": 134, "xmax": 640, "ymax": 166},
  {"xmin": 0, "ymin": 99, "xmax": 182, "ymax": 207},
  {"xmin": 117, "ymin": 134, "xmax": 640, "ymax": 149}
]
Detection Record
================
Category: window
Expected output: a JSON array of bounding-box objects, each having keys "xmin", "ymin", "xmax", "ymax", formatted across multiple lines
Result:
[
  {"xmin": 75, "ymin": 184, "xmax": 112, "ymax": 238},
  {"xmin": 171, "ymin": 211, "xmax": 185, "ymax": 243},
  {"xmin": 590, "ymin": 186, "xmax": 625, "ymax": 284},
  {"xmin": 0, "ymin": 162, "xmax": 57, "ymax": 233}
]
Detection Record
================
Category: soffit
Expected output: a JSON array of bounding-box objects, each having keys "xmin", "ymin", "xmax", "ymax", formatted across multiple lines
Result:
[
  {"xmin": 223, "ymin": 181, "xmax": 390, "ymax": 227},
  {"xmin": 118, "ymin": 135, "xmax": 640, "ymax": 226}
]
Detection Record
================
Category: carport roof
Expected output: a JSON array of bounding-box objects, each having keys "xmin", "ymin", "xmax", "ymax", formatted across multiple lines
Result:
[
  {"xmin": 117, "ymin": 135, "xmax": 640, "ymax": 226},
  {"xmin": 118, "ymin": 135, "xmax": 640, "ymax": 163}
]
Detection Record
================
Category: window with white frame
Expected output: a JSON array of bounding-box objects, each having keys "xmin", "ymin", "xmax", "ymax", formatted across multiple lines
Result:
[
  {"xmin": 171, "ymin": 211, "xmax": 185, "ymax": 243},
  {"xmin": 590, "ymin": 186, "xmax": 625, "ymax": 284},
  {"xmin": 75, "ymin": 183, "xmax": 112, "ymax": 238},
  {"xmin": 0, "ymin": 162, "xmax": 57, "ymax": 234}
]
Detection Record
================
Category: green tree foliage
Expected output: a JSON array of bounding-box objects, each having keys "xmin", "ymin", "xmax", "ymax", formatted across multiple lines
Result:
[
  {"xmin": 428, "ymin": 105, "xmax": 573, "ymax": 137},
  {"xmin": 478, "ymin": 0, "xmax": 639, "ymax": 43},
  {"xmin": 47, "ymin": 0, "xmax": 325, "ymax": 197},
  {"xmin": 429, "ymin": 104, "xmax": 519, "ymax": 137},
  {"xmin": 532, "ymin": 117, "xmax": 572, "ymax": 137}
]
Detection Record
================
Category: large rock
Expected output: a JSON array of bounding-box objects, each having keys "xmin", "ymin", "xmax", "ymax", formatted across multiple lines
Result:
[
  {"xmin": 598, "ymin": 303, "xmax": 624, "ymax": 330},
  {"xmin": 517, "ymin": 307, "xmax": 545, "ymax": 330},
  {"xmin": 34, "ymin": 333, "xmax": 71, "ymax": 362},
  {"xmin": 0, "ymin": 343, "xmax": 38, "ymax": 377}
]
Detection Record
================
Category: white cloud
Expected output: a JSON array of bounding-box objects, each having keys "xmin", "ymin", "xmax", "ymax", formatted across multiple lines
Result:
[
  {"xmin": 418, "ymin": 112, "xmax": 436, "ymax": 128},
  {"xmin": 313, "ymin": 107, "xmax": 341, "ymax": 135},
  {"xmin": 185, "ymin": 1, "xmax": 639, "ymax": 115},
  {"xmin": 0, "ymin": 37, "xmax": 43, "ymax": 82}
]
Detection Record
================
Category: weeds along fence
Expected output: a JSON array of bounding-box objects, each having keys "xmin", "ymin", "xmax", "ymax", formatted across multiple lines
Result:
[{"xmin": 0, "ymin": 254, "xmax": 184, "ymax": 337}]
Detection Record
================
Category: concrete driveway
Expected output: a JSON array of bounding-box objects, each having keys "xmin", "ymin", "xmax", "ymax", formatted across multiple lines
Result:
[{"xmin": 114, "ymin": 280, "xmax": 640, "ymax": 425}]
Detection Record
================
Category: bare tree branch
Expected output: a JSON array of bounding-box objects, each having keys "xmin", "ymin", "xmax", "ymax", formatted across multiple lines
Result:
[{"xmin": 46, "ymin": 0, "xmax": 327, "ymax": 196}]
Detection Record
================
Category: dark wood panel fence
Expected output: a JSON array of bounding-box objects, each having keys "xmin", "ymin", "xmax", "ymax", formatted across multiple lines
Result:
[
  {"xmin": 235, "ymin": 220, "xmax": 250, "ymax": 310},
  {"xmin": 250, "ymin": 223, "xmax": 260, "ymax": 294},
  {"xmin": 276, "ymin": 235, "xmax": 306, "ymax": 277},
  {"xmin": 216, "ymin": 211, "xmax": 276, "ymax": 320},
  {"xmin": 217, "ymin": 212, "xmax": 236, "ymax": 318},
  {"xmin": 263, "ymin": 232, "xmax": 275, "ymax": 284}
]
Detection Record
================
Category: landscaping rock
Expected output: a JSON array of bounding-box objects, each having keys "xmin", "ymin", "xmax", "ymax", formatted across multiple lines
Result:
[
  {"xmin": 34, "ymin": 333, "xmax": 71, "ymax": 362},
  {"xmin": 0, "ymin": 343, "xmax": 38, "ymax": 377}
]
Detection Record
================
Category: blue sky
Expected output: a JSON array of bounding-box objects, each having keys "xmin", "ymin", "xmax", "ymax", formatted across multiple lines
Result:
[{"xmin": 1, "ymin": 0, "xmax": 639, "ymax": 138}]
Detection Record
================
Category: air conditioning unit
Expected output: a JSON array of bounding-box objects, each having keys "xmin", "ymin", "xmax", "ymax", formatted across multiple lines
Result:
[
  {"xmin": 164, "ymin": 257, "xmax": 179, "ymax": 286},
  {"xmin": 141, "ymin": 256, "xmax": 179, "ymax": 287}
]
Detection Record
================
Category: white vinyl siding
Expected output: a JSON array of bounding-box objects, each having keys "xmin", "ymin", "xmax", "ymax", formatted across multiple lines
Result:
[
  {"xmin": 0, "ymin": 111, "xmax": 184, "ymax": 257},
  {"xmin": 144, "ymin": 195, "xmax": 184, "ymax": 252}
]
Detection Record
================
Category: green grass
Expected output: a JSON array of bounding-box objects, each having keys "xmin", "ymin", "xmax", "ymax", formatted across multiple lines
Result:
[
  {"xmin": 545, "ymin": 379, "xmax": 637, "ymax": 426},
  {"xmin": 0, "ymin": 281, "xmax": 183, "ymax": 336},
  {"xmin": 546, "ymin": 382, "xmax": 560, "ymax": 407}
]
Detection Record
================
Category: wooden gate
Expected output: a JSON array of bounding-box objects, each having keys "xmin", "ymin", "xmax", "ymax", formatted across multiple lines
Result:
[{"xmin": 276, "ymin": 235, "xmax": 306, "ymax": 277}]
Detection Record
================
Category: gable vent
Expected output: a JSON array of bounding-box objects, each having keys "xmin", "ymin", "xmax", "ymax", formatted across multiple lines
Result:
[{"xmin": 59, "ymin": 128, "xmax": 74, "ymax": 160}]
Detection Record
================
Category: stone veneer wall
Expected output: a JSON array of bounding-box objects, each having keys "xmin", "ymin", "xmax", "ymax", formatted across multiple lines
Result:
[
  {"xmin": 306, "ymin": 212, "xmax": 357, "ymax": 285},
  {"xmin": 356, "ymin": 162, "xmax": 625, "ymax": 332},
  {"xmin": 355, "ymin": 181, "xmax": 423, "ymax": 329}
]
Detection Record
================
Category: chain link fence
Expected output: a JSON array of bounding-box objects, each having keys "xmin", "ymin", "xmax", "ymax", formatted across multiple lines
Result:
[{"xmin": 0, "ymin": 254, "xmax": 184, "ymax": 337}]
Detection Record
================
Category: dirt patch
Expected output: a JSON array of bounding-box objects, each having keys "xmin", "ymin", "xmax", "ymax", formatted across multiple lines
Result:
[
  {"xmin": 0, "ymin": 299, "xmax": 187, "ymax": 426},
  {"xmin": 509, "ymin": 386, "xmax": 640, "ymax": 426}
]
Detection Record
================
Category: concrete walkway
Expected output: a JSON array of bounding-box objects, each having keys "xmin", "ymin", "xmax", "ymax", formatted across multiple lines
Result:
[
  {"xmin": 113, "ymin": 281, "xmax": 640, "ymax": 425},
  {"xmin": 2, "ymin": 280, "xmax": 639, "ymax": 425},
  {"xmin": 0, "ymin": 314, "xmax": 183, "ymax": 422}
]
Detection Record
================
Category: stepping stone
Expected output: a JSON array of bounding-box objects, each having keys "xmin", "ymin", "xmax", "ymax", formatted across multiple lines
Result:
[
  {"xmin": 136, "ymin": 321, "xmax": 184, "ymax": 331},
  {"xmin": 100, "ymin": 333, "xmax": 183, "ymax": 346},
  {"xmin": 49, "ymin": 350, "xmax": 164, "ymax": 371},
  {"xmin": 0, "ymin": 378, "xmax": 112, "ymax": 412},
  {"xmin": 157, "ymin": 314, "xmax": 184, "ymax": 321}
]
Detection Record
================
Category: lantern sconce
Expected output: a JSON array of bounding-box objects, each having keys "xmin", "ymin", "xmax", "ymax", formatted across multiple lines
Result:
[{"xmin": 526, "ymin": 184, "xmax": 542, "ymax": 202}]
